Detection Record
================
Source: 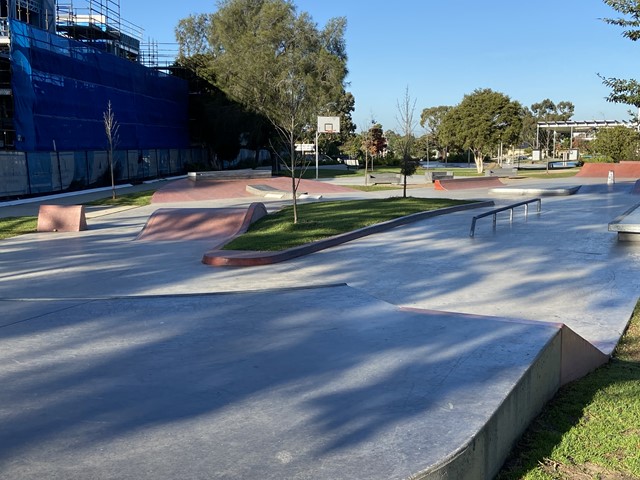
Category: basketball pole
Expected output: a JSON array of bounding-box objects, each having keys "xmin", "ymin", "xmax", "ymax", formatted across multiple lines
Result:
[{"xmin": 315, "ymin": 129, "xmax": 319, "ymax": 180}]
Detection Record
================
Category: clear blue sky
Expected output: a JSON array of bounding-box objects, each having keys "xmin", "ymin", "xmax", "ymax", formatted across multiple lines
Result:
[{"xmin": 120, "ymin": 0, "xmax": 638, "ymax": 132}]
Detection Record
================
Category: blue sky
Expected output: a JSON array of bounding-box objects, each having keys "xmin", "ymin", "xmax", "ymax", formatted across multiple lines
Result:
[{"xmin": 120, "ymin": 0, "xmax": 638, "ymax": 132}]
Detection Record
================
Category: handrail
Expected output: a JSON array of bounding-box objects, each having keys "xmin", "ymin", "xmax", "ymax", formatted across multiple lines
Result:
[{"xmin": 470, "ymin": 198, "xmax": 541, "ymax": 237}]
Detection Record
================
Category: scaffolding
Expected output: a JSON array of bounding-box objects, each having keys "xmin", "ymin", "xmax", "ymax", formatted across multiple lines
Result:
[
  {"xmin": 1, "ymin": 0, "xmax": 56, "ymax": 31},
  {"xmin": 55, "ymin": 0, "xmax": 143, "ymax": 61}
]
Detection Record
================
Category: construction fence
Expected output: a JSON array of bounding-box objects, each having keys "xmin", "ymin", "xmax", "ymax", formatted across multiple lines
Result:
[{"xmin": 0, "ymin": 147, "xmax": 207, "ymax": 198}]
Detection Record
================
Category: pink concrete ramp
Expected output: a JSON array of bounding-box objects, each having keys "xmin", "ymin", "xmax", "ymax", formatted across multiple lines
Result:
[
  {"xmin": 136, "ymin": 202, "xmax": 267, "ymax": 243},
  {"xmin": 152, "ymin": 177, "xmax": 358, "ymax": 203},
  {"xmin": 434, "ymin": 176, "xmax": 504, "ymax": 191},
  {"xmin": 576, "ymin": 161, "xmax": 640, "ymax": 178}
]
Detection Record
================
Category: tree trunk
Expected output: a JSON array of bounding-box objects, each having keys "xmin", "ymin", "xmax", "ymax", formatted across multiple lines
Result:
[
  {"xmin": 290, "ymin": 138, "xmax": 298, "ymax": 224},
  {"xmin": 473, "ymin": 148, "xmax": 484, "ymax": 173}
]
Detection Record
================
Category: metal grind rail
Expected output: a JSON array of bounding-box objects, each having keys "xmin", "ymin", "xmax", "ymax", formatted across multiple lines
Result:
[{"xmin": 470, "ymin": 198, "xmax": 541, "ymax": 237}]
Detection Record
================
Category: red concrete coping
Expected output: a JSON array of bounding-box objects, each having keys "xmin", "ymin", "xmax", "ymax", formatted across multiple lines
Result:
[
  {"xmin": 202, "ymin": 201, "xmax": 494, "ymax": 267},
  {"xmin": 37, "ymin": 205, "xmax": 87, "ymax": 232},
  {"xmin": 434, "ymin": 177, "xmax": 504, "ymax": 191},
  {"xmin": 576, "ymin": 161, "xmax": 640, "ymax": 178}
]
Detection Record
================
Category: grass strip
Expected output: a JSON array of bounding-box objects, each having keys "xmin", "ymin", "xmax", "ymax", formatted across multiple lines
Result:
[
  {"xmin": 86, "ymin": 190, "xmax": 155, "ymax": 207},
  {"xmin": 223, "ymin": 197, "xmax": 472, "ymax": 251},
  {"xmin": 497, "ymin": 301, "xmax": 640, "ymax": 479},
  {"xmin": 0, "ymin": 216, "xmax": 38, "ymax": 240}
]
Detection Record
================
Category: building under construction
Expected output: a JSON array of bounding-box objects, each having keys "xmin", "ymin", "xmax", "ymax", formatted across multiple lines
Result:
[{"xmin": 0, "ymin": 0, "xmax": 196, "ymax": 198}]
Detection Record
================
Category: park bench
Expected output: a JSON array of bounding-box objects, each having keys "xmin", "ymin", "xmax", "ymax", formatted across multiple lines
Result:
[
  {"xmin": 367, "ymin": 173, "xmax": 399, "ymax": 184},
  {"xmin": 425, "ymin": 171, "xmax": 454, "ymax": 182},
  {"xmin": 608, "ymin": 202, "xmax": 640, "ymax": 242},
  {"xmin": 344, "ymin": 159, "xmax": 361, "ymax": 170}
]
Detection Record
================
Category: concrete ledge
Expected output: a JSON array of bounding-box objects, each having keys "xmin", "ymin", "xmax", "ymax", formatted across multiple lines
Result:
[
  {"xmin": 609, "ymin": 202, "xmax": 640, "ymax": 241},
  {"xmin": 188, "ymin": 169, "xmax": 272, "ymax": 181},
  {"xmin": 490, "ymin": 186, "xmax": 581, "ymax": 196},
  {"xmin": 435, "ymin": 177, "xmax": 504, "ymax": 191},
  {"xmin": 202, "ymin": 201, "xmax": 493, "ymax": 266},
  {"xmin": 37, "ymin": 205, "xmax": 87, "ymax": 232},
  {"xmin": 367, "ymin": 173, "xmax": 399, "ymax": 184},
  {"xmin": 244, "ymin": 184, "xmax": 317, "ymax": 199}
]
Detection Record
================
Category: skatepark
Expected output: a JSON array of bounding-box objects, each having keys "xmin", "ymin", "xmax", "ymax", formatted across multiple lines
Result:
[{"xmin": 0, "ymin": 169, "xmax": 639, "ymax": 479}]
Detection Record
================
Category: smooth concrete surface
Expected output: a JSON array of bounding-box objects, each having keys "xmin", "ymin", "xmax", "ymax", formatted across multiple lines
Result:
[
  {"xmin": 1, "ymin": 175, "xmax": 639, "ymax": 479},
  {"xmin": 0, "ymin": 285, "xmax": 564, "ymax": 480}
]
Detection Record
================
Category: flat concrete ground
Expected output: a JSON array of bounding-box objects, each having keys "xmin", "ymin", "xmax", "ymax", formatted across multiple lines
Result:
[{"xmin": 0, "ymin": 175, "xmax": 639, "ymax": 479}]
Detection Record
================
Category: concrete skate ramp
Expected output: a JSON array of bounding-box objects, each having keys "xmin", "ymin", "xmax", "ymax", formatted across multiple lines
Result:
[
  {"xmin": 0, "ymin": 285, "xmax": 608, "ymax": 480},
  {"xmin": 136, "ymin": 203, "xmax": 267, "ymax": 242},
  {"xmin": 434, "ymin": 176, "xmax": 504, "ymax": 191},
  {"xmin": 576, "ymin": 161, "xmax": 640, "ymax": 178}
]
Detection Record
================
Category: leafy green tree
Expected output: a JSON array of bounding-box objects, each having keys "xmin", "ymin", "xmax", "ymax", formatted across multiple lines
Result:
[
  {"xmin": 420, "ymin": 105, "xmax": 452, "ymax": 160},
  {"xmin": 176, "ymin": 0, "xmax": 348, "ymax": 223},
  {"xmin": 589, "ymin": 125, "xmax": 640, "ymax": 162},
  {"xmin": 600, "ymin": 0, "xmax": 640, "ymax": 108},
  {"xmin": 440, "ymin": 89, "xmax": 523, "ymax": 173}
]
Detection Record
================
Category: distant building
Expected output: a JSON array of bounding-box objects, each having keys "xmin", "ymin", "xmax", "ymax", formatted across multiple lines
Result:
[{"xmin": 0, "ymin": 0, "xmax": 198, "ymax": 198}]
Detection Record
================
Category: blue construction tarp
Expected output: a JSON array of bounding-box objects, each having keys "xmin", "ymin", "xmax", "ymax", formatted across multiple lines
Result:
[{"xmin": 10, "ymin": 19, "xmax": 190, "ymax": 152}]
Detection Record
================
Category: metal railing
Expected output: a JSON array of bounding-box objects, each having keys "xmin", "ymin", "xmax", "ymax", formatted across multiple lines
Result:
[{"xmin": 469, "ymin": 198, "xmax": 541, "ymax": 237}]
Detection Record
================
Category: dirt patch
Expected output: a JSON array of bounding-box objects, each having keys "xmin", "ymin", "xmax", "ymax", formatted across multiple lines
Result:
[{"xmin": 540, "ymin": 458, "xmax": 637, "ymax": 479}]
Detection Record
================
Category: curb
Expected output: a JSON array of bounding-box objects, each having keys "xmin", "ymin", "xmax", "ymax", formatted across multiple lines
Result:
[{"xmin": 202, "ymin": 201, "xmax": 494, "ymax": 267}]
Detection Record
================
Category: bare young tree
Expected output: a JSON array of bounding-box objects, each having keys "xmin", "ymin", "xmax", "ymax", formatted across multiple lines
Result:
[
  {"xmin": 396, "ymin": 86, "xmax": 419, "ymax": 198},
  {"xmin": 103, "ymin": 101, "xmax": 120, "ymax": 200}
]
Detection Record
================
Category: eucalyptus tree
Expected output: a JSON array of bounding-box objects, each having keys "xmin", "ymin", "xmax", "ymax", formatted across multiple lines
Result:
[
  {"xmin": 440, "ymin": 89, "xmax": 523, "ymax": 173},
  {"xmin": 420, "ymin": 105, "xmax": 452, "ymax": 160},
  {"xmin": 529, "ymin": 99, "xmax": 574, "ymax": 154},
  {"xmin": 176, "ymin": 0, "xmax": 348, "ymax": 223}
]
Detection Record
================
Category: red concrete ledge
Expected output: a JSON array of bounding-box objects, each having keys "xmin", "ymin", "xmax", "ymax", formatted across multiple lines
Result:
[
  {"xmin": 37, "ymin": 205, "xmax": 87, "ymax": 232},
  {"xmin": 202, "ymin": 201, "xmax": 494, "ymax": 267},
  {"xmin": 434, "ymin": 176, "xmax": 504, "ymax": 191}
]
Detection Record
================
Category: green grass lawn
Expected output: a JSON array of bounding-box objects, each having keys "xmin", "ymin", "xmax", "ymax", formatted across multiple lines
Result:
[
  {"xmin": 223, "ymin": 197, "xmax": 472, "ymax": 251},
  {"xmin": 497, "ymin": 301, "xmax": 640, "ymax": 479},
  {"xmin": 0, "ymin": 216, "xmax": 38, "ymax": 240},
  {"xmin": 86, "ymin": 190, "xmax": 155, "ymax": 207},
  {"xmin": 0, "ymin": 190, "xmax": 156, "ymax": 240}
]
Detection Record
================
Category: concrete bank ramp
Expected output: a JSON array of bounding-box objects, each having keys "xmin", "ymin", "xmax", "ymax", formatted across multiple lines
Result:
[
  {"xmin": 577, "ymin": 161, "xmax": 640, "ymax": 178},
  {"xmin": 136, "ymin": 203, "xmax": 267, "ymax": 243},
  {"xmin": 0, "ymin": 284, "xmax": 606, "ymax": 480}
]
